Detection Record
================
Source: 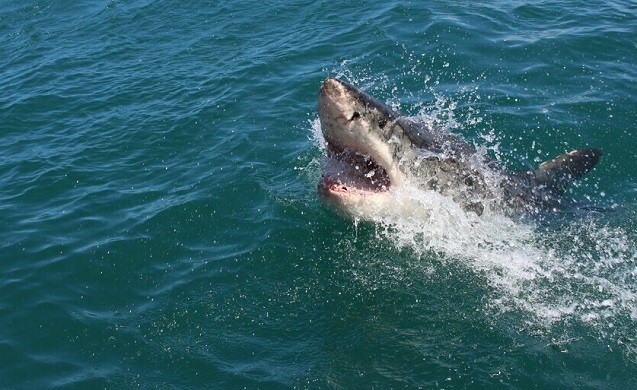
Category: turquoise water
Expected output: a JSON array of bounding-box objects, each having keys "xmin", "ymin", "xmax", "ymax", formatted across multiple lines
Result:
[{"xmin": 1, "ymin": 0, "xmax": 636, "ymax": 388}]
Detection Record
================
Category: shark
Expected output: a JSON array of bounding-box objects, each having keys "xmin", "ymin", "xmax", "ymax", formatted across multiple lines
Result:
[{"xmin": 317, "ymin": 77, "xmax": 602, "ymax": 219}]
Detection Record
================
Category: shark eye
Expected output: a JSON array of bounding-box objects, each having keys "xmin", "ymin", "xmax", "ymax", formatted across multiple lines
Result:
[
  {"xmin": 378, "ymin": 118, "xmax": 387, "ymax": 128},
  {"xmin": 350, "ymin": 111, "xmax": 361, "ymax": 121}
]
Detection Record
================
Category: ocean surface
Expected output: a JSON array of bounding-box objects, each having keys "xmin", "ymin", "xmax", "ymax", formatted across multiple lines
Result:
[{"xmin": 1, "ymin": 1, "xmax": 636, "ymax": 388}]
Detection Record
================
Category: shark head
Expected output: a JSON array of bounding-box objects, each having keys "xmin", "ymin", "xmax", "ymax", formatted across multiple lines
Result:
[
  {"xmin": 317, "ymin": 78, "xmax": 416, "ymax": 216},
  {"xmin": 317, "ymin": 77, "xmax": 471, "ymax": 217}
]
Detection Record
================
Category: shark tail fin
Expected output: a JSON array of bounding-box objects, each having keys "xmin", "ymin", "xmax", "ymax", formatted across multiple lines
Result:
[{"xmin": 533, "ymin": 148, "xmax": 603, "ymax": 194}]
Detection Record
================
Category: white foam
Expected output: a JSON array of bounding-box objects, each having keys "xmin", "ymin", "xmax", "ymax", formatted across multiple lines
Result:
[{"xmin": 371, "ymin": 183, "xmax": 637, "ymax": 360}]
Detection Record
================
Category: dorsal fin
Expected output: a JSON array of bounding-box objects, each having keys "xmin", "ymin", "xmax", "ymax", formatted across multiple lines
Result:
[{"xmin": 533, "ymin": 148, "xmax": 603, "ymax": 194}]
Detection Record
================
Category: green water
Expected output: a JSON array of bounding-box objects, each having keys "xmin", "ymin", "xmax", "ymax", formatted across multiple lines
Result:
[{"xmin": 1, "ymin": 1, "xmax": 636, "ymax": 388}]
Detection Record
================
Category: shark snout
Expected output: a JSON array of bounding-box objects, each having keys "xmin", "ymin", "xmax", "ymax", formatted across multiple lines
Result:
[
  {"xmin": 320, "ymin": 78, "xmax": 360, "ymax": 102},
  {"xmin": 320, "ymin": 78, "xmax": 341, "ymax": 99}
]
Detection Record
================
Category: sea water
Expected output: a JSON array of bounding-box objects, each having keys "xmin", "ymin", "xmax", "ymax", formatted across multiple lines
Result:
[{"xmin": 1, "ymin": 1, "xmax": 636, "ymax": 388}]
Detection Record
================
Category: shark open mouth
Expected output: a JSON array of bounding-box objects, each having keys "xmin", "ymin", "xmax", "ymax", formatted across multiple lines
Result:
[{"xmin": 320, "ymin": 142, "xmax": 392, "ymax": 196}]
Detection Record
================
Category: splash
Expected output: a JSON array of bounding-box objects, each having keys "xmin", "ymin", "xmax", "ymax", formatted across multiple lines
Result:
[{"xmin": 361, "ymin": 181, "xmax": 637, "ymax": 361}]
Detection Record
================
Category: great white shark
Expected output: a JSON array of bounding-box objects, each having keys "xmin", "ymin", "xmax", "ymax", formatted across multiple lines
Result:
[{"xmin": 317, "ymin": 77, "xmax": 602, "ymax": 219}]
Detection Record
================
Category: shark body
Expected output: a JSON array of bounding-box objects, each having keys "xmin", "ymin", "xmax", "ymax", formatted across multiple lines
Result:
[{"xmin": 317, "ymin": 77, "xmax": 602, "ymax": 218}]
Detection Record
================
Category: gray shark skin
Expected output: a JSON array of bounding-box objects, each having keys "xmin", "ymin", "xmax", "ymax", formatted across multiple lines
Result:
[{"xmin": 317, "ymin": 77, "xmax": 602, "ymax": 218}]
